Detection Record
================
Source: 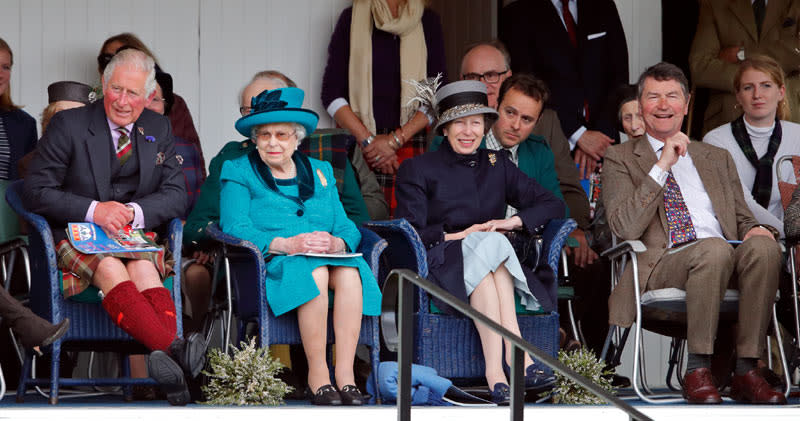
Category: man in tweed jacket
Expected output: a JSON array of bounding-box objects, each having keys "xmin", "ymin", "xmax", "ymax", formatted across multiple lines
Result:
[{"xmin": 602, "ymin": 62, "xmax": 784, "ymax": 405}]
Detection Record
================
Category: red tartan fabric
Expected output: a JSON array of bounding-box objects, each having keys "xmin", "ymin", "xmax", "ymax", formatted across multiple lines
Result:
[
  {"xmin": 376, "ymin": 131, "xmax": 427, "ymax": 216},
  {"xmin": 57, "ymin": 231, "xmax": 172, "ymax": 298}
]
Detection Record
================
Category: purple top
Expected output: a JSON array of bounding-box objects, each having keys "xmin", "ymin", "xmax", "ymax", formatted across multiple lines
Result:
[{"xmin": 321, "ymin": 7, "xmax": 448, "ymax": 131}]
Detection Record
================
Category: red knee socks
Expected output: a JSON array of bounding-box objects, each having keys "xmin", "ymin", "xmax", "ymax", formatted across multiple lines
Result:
[
  {"xmin": 141, "ymin": 286, "xmax": 178, "ymax": 339},
  {"xmin": 102, "ymin": 280, "xmax": 174, "ymax": 351}
]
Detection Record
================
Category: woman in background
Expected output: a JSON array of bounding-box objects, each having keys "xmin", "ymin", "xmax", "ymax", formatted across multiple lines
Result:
[
  {"xmin": 0, "ymin": 38, "xmax": 37, "ymax": 181},
  {"xmin": 321, "ymin": 0, "xmax": 446, "ymax": 215},
  {"xmin": 704, "ymin": 55, "xmax": 800, "ymax": 238}
]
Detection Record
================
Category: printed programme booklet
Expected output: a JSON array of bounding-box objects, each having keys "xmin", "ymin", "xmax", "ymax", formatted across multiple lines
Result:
[
  {"xmin": 67, "ymin": 223, "xmax": 162, "ymax": 254},
  {"xmin": 267, "ymin": 250, "xmax": 362, "ymax": 258}
]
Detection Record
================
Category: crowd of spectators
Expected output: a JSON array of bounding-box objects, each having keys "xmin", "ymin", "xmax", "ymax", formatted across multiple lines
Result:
[{"xmin": 3, "ymin": 0, "xmax": 800, "ymax": 407}]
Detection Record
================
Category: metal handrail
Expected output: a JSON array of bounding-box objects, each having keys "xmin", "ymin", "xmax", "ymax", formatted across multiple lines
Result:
[{"xmin": 382, "ymin": 268, "xmax": 652, "ymax": 421}]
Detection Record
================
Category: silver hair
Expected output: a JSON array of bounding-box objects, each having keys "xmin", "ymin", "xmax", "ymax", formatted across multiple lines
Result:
[
  {"xmin": 237, "ymin": 70, "xmax": 295, "ymax": 105},
  {"xmin": 250, "ymin": 123, "xmax": 306, "ymax": 143},
  {"xmin": 102, "ymin": 49, "xmax": 157, "ymax": 97}
]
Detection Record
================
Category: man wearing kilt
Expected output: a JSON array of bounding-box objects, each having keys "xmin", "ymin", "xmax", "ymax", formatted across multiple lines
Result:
[{"xmin": 23, "ymin": 48, "xmax": 205, "ymax": 406}]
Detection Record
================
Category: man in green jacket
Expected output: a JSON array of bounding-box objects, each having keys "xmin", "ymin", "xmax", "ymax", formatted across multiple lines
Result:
[{"xmin": 429, "ymin": 74, "xmax": 565, "ymax": 210}]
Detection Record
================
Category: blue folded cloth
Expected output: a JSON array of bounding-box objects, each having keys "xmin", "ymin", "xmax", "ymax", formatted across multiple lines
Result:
[{"xmin": 367, "ymin": 361, "xmax": 453, "ymax": 405}]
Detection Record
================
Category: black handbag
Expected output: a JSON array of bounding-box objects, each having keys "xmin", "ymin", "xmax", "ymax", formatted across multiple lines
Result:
[{"xmin": 504, "ymin": 230, "xmax": 544, "ymax": 269}]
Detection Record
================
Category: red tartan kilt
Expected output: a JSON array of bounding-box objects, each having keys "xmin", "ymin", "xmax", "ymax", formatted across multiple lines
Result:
[{"xmin": 56, "ymin": 233, "xmax": 173, "ymax": 298}]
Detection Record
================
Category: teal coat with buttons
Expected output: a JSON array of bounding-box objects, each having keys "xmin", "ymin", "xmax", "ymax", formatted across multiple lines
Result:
[{"xmin": 219, "ymin": 150, "xmax": 381, "ymax": 316}]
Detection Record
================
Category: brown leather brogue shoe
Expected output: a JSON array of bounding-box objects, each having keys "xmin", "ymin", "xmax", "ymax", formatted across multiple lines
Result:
[
  {"xmin": 730, "ymin": 369, "xmax": 787, "ymax": 404},
  {"xmin": 683, "ymin": 368, "xmax": 722, "ymax": 404}
]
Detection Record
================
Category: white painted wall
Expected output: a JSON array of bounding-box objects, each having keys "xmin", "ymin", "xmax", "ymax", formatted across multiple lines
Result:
[
  {"xmin": 3, "ymin": 0, "xmax": 662, "ymax": 166},
  {"xmin": 1, "ymin": 0, "xmax": 671, "ymax": 386}
]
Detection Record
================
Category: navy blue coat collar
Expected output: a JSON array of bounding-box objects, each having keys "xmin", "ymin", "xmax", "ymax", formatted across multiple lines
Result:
[{"xmin": 248, "ymin": 149, "xmax": 315, "ymax": 205}]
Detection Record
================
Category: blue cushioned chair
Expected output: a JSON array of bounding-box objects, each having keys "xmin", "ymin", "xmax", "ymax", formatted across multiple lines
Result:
[
  {"xmin": 205, "ymin": 223, "xmax": 386, "ymax": 401},
  {"xmin": 6, "ymin": 180, "xmax": 184, "ymax": 404},
  {"xmin": 364, "ymin": 218, "xmax": 576, "ymax": 382}
]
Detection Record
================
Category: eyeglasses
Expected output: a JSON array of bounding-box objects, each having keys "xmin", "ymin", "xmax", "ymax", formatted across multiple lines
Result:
[
  {"xmin": 462, "ymin": 69, "xmax": 510, "ymax": 83},
  {"xmin": 255, "ymin": 129, "xmax": 296, "ymax": 142},
  {"xmin": 151, "ymin": 97, "xmax": 167, "ymax": 104},
  {"xmin": 97, "ymin": 53, "xmax": 114, "ymax": 71}
]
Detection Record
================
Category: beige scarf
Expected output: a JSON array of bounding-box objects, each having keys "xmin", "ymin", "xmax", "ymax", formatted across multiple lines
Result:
[{"xmin": 348, "ymin": 0, "xmax": 427, "ymax": 134}]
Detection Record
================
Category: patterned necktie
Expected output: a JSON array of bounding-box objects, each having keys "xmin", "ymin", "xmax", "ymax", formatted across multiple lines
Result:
[
  {"xmin": 753, "ymin": 0, "xmax": 766, "ymax": 37},
  {"xmin": 664, "ymin": 171, "xmax": 697, "ymax": 246},
  {"xmin": 116, "ymin": 127, "xmax": 132, "ymax": 165}
]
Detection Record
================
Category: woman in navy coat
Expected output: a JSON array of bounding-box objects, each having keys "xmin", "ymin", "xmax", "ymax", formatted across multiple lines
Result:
[
  {"xmin": 220, "ymin": 87, "xmax": 381, "ymax": 406},
  {"xmin": 395, "ymin": 81, "xmax": 564, "ymax": 403}
]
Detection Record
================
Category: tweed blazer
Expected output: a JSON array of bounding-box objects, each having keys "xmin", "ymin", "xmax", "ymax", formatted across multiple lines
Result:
[
  {"xmin": 602, "ymin": 135, "xmax": 759, "ymax": 327},
  {"xmin": 689, "ymin": 0, "xmax": 800, "ymax": 132}
]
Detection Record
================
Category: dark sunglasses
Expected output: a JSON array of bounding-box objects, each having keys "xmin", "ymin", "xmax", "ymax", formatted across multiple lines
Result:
[{"xmin": 97, "ymin": 53, "xmax": 114, "ymax": 71}]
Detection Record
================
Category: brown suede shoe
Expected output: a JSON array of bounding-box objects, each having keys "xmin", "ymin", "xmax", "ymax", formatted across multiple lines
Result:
[
  {"xmin": 683, "ymin": 368, "xmax": 722, "ymax": 404},
  {"xmin": 730, "ymin": 369, "xmax": 787, "ymax": 404}
]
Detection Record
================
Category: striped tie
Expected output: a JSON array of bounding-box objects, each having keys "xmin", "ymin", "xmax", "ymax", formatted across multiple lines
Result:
[{"xmin": 116, "ymin": 127, "xmax": 132, "ymax": 165}]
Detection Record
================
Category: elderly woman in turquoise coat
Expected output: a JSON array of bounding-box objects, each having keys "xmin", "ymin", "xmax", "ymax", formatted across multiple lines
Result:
[{"xmin": 219, "ymin": 87, "xmax": 381, "ymax": 406}]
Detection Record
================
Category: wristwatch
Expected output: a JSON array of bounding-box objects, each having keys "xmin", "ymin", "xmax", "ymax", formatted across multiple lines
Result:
[
  {"xmin": 737, "ymin": 46, "xmax": 745, "ymax": 62},
  {"xmin": 754, "ymin": 224, "xmax": 780, "ymax": 240}
]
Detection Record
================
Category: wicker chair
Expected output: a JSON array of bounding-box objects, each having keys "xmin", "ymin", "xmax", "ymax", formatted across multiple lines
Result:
[
  {"xmin": 365, "ymin": 217, "xmax": 575, "ymax": 382},
  {"xmin": 205, "ymin": 223, "xmax": 386, "ymax": 401},
  {"xmin": 6, "ymin": 180, "xmax": 184, "ymax": 404}
]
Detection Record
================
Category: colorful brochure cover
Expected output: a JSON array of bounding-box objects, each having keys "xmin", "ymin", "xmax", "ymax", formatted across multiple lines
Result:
[{"xmin": 67, "ymin": 223, "xmax": 161, "ymax": 254}]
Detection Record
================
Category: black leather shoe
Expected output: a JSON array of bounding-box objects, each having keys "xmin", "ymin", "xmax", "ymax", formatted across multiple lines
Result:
[
  {"xmin": 503, "ymin": 360, "xmax": 555, "ymax": 391},
  {"xmin": 489, "ymin": 383, "xmax": 510, "ymax": 406},
  {"xmin": 308, "ymin": 384, "xmax": 342, "ymax": 406},
  {"xmin": 148, "ymin": 350, "xmax": 190, "ymax": 406},
  {"xmin": 168, "ymin": 333, "xmax": 207, "ymax": 379},
  {"xmin": 339, "ymin": 384, "xmax": 364, "ymax": 406}
]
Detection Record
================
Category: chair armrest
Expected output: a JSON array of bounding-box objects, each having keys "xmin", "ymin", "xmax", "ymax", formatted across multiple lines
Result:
[
  {"xmin": 601, "ymin": 240, "xmax": 647, "ymax": 260},
  {"xmin": 167, "ymin": 218, "xmax": 184, "ymax": 337},
  {"xmin": 5, "ymin": 180, "xmax": 61, "ymax": 321},
  {"xmin": 542, "ymin": 218, "xmax": 577, "ymax": 274},
  {"xmin": 357, "ymin": 226, "xmax": 388, "ymax": 280},
  {"xmin": 364, "ymin": 219, "xmax": 429, "ymax": 310},
  {"xmin": 205, "ymin": 222, "xmax": 268, "ymax": 340},
  {"xmin": 363, "ymin": 219, "xmax": 428, "ymax": 277}
]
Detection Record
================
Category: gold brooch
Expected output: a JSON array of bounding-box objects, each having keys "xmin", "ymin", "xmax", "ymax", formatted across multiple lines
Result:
[
  {"xmin": 488, "ymin": 153, "xmax": 497, "ymax": 166},
  {"xmin": 316, "ymin": 169, "xmax": 328, "ymax": 187}
]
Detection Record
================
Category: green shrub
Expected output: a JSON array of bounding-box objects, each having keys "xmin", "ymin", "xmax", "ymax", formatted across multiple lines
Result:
[
  {"xmin": 549, "ymin": 347, "xmax": 616, "ymax": 404},
  {"xmin": 202, "ymin": 337, "xmax": 293, "ymax": 405}
]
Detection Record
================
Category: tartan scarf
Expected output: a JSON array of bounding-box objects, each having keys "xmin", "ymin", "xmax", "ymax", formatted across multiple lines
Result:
[
  {"xmin": 730, "ymin": 115, "xmax": 782, "ymax": 208},
  {"xmin": 298, "ymin": 133, "xmax": 349, "ymax": 193}
]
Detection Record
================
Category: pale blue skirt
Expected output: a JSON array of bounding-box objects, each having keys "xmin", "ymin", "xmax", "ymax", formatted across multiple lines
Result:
[{"xmin": 461, "ymin": 231, "xmax": 540, "ymax": 311}]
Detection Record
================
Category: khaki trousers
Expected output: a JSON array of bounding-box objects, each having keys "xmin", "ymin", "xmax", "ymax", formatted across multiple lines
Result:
[{"xmin": 647, "ymin": 236, "xmax": 781, "ymax": 357}]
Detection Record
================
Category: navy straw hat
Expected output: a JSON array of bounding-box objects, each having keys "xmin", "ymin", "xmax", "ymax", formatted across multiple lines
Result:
[{"xmin": 234, "ymin": 87, "xmax": 319, "ymax": 138}]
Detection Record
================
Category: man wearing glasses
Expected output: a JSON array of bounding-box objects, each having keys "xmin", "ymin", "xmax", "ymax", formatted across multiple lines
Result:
[
  {"xmin": 458, "ymin": 41, "xmax": 620, "ymax": 362},
  {"xmin": 460, "ymin": 41, "xmax": 592, "ymax": 264}
]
